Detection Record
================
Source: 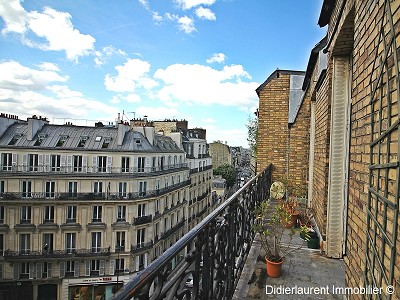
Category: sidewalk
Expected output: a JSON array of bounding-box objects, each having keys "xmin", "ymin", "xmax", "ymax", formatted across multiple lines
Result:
[{"xmin": 234, "ymin": 232, "xmax": 346, "ymax": 300}]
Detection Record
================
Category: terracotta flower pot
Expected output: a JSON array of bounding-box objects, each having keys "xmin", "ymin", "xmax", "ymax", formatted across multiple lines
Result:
[{"xmin": 265, "ymin": 256, "xmax": 283, "ymax": 278}]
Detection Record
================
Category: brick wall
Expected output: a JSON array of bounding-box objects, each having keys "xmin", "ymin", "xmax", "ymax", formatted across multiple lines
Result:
[
  {"xmin": 257, "ymin": 71, "xmax": 310, "ymax": 189},
  {"xmin": 257, "ymin": 73, "xmax": 290, "ymax": 181}
]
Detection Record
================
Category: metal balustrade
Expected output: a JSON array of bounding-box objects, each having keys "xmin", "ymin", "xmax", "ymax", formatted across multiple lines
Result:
[
  {"xmin": 0, "ymin": 180, "xmax": 191, "ymax": 201},
  {"xmin": 111, "ymin": 164, "xmax": 271, "ymax": 300}
]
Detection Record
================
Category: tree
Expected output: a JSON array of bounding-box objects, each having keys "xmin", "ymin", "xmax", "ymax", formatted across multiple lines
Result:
[
  {"xmin": 214, "ymin": 164, "xmax": 237, "ymax": 188},
  {"xmin": 246, "ymin": 115, "xmax": 258, "ymax": 157}
]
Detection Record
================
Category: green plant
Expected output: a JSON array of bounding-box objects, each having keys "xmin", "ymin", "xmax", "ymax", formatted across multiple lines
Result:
[{"xmin": 253, "ymin": 200, "xmax": 309, "ymax": 262}]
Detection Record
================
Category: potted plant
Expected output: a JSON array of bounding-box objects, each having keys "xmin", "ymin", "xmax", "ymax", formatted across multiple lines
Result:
[{"xmin": 254, "ymin": 200, "xmax": 309, "ymax": 277}]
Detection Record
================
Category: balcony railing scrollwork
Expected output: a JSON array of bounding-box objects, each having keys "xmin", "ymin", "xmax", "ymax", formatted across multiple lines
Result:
[{"xmin": 111, "ymin": 164, "xmax": 272, "ymax": 300}]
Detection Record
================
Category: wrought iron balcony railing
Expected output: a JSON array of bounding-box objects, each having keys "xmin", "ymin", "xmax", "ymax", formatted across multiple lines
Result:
[
  {"xmin": 0, "ymin": 180, "xmax": 191, "ymax": 201},
  {"xmin": 4, "ymin": 246, "xmax": 111, "ymax": 260},
  {"xmin": 111, "ymin": 164, "xmax": 271, "ymax": 300},
  {"xmin": 131, "ymin": 241, "xmax": 154, "ymax": 254},
  {"xmin": 133, "ymin": 215, "xmax": 153, "ymax": 225},
  {"xmin": 0, "ymin": 164, "xmax": 188, "ymax": 175}
]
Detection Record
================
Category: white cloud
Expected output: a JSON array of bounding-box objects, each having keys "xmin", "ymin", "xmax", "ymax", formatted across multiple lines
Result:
[
  {"xmin": 94, "ymin": 46, "xmax": 127, "ymax": 67},
  {"xmin": 195, "ymin": 7, "xmax": 216, "ymax": 21},
  {"xmin": 104, "ymin": 59, "xmax": 158, "ymax": 92},
  {"xmin": 138, "ymin": 0, "xmax": 150, "ymax": 10},
  {"xmin": 177, "ymin": 16, "xmax": 196, "ymax": 33},
  {"xmin": 207, "ymin": 128, "xmax": 248, "ymax": 147},
  {"xmin": 37, "ymin": 62, "xmax": 60, "ymax": 72},
  {"xmin": 152, "ymin": 11, "xmax": 163, "ymax": 22},
  {"xmin": 0, "ymin": 60, "xmax": 67, "ymax": 91},
  {"xmin": 153, "ymin": 63, "xmax": 259, "ymax": 110},
  {"xmin": 207, "ymin": 53, "xmax": 225, "ymax": 64},
  {"xmin": 0, "ymin": 0, "xmax": 28, "ymax": 34},
  {"xmin": 201, "ymin": 117, "xmax": 216, "ymax": 123},
  {"xmin": 175, "ymin": 0, "xmax": 216, "ymax": 10},
  {"xmin": 0, "ymin": 62, "xmax": 118, "ymax": 121},
  {"xmin": 0, "ymin": 0, "xmax": 95, "ymax": 61}
]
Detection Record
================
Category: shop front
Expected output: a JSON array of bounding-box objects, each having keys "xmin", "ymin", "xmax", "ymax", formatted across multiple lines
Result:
[
  {"xmin": 66, "ymin": 276, "xmax": 124, "ymax": 300},
  {"xmin": 0, "ymin": 281, "xmax": 33, "ymax": 300}
]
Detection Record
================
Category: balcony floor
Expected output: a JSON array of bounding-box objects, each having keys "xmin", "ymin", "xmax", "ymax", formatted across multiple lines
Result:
[{"xmin": 234, "ymin": 230, "xmax": 345, "ymax": 300}]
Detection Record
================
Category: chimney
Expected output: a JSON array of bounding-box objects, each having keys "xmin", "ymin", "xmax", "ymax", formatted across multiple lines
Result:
[
  {"xmin": 117, "ymin": 122, "xmax": 130, "ymax": 146},
  {"xmin": 0, "ymin": 113, "xmax": 20, "ymax": 137},
  {"xmin": 27, "ymin": 115, "xmax": 49, "ymax": 141}
]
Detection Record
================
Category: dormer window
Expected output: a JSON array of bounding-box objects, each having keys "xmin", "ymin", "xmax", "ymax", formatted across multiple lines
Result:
[
  {"xmin": 78, "ymin": 136, "xmax": 88, "ymax": 148},
  {"xmin": 95, "ymin": 136, "xmax": 102, "ymax": 142},
  {"xmin": 56, "ymin": 135, "xmax": 68, "ymax": 147},
  {"xmin": 8, "ymin": 134, "xmax": 22, "ymax": 145},
  {"xmin": 102, "ymin": 137, "xmax": 111, "ymax": 148},
  {"xmin": 34, "ymin": 134, "xmax": 47, "ymax": 146}
]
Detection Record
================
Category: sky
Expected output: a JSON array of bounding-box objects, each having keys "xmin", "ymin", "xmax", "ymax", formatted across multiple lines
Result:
[{"xmin": 0, "ymin": 0, "xmax": 326, "ymax": 148}]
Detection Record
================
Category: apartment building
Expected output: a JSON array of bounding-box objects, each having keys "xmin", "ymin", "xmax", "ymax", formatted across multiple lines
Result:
[
  {"xmin": 208, "ymin": 141, "xmax": 232, "ymax": 169},
  {"xmin": 0, "ymin": 114, "xmax": 190, "ymax": 300}
]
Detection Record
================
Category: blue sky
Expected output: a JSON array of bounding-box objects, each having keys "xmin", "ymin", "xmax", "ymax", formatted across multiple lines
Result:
[{"xmin": 0, "ymin": 0, "xmax": 325, "ymax": 148}]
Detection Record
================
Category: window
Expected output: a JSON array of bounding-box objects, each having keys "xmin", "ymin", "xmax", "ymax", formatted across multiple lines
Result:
[
  {"xmin": 116, "ymin": 231, "xmax": 125, "ymax": 251},
  {"xmin": 94, "ymin": 182, "xmax": 103, "ymax": 194},
  {"xmin": 51, "ymin": 155, "xmax": 61, "ymax": 171},
  {"xmin": 0, "ymin": 181, "xmax": 3, "ymax": 196},
  {"xmin": 66, "ymin": 206, "xmax": 77, "ymax": 223},
  {"xmin": 137, "ymin": 228, "xmax": 145, "ymax": 247},
  {"xmin": 155, "ymin": 199, "xmax": 159, "ymax": 213},
  {"xmin": 20, "ymin": 206, "xmax": 31, "ymax": 224},
  {"xmin": 118, "ymin": 182, "xmax": 127, "ymax": 198},
  {"xmin": 116, "ymin": 258, "xmax": 124, "ymax": 274},
  {"xmin": 102, "ymin": 138, "xmax": 111, "ymax": 148},
  {"xmin": 68, "ymin": 182, "xmax": 77, "ymax": 197},
  {"xmin": 34, "ymin": 134, "xmax": 46, "ymax": 146},
  {"xmin": 45, "ymin": 181, "xmax": 55, "ymax": 198},
  {"xmin": 164, "ymin": 197, "xmax": 168, "ymax": 209},
  {"xmin": 97, "ymin": 156, "xmax": 107, "ymax": 173},
  {"xmin": 8, "ymin": 134, "xmax": 21, "ymax": 146},
  {"xmin": 20, "ymin": 234, "xmax": 30, "ymax": 254},
  {"xmin": 152, "ymin": 157, "xmax": 156, "ymax": 171},
  {"xmin": 66, "ymin": 261, "xmax": 75, "ymax": 277},
  {"xmin": 138, "ymin": 157, "xmax": 145, "ymax": 172},
  {"xmin": 139, "ymin": 181, "xmax": 147, "ymax": 197},
  {"xmin": 77, "ymin": 136, "xmax": 87, "ymax": 147},
  {"xmin": 121, "ymin": 157, "xmax": 130, "ymax": 173},
  {"xmin": 138, "ymin": 254, "xmax": 145, "ymax": 271},
  {"xmin": 1, "ymin": 153, "xmax": 12, "ymax": 171},
  {"xmin": 43, "ymin": 233, "xmax": 54, "ymax": 252},
  {"xmin": 43, "ymin": 206, "xmax": 54, "ymax": 223},
  {"xmin": 138, "ymin": 203, "xmax": 146, "ymax": 217},
  {"xmin": 91, "ymin": 260, "xmax": 101, "ymax": 275},
  {"xmin": 91, "ymin": 232, "xmax": 101, "ymax": 253},
  {"xmin": 116, "ymin": 206, "xmax": 126, "ymax": 222},
  {"xmin": 0, "ymin": 234, "xmax": 3, "ymax": 255},
  {"xmin": 0, "ymin": 206, "xmax": 4, "ymax": 224},
  {"xmin": 92, "ymin": 206, "xmax": 102, "ymax": 222},
  {"xmin": 22, "ymin": 180, "xmax": 32, "ymax": 198},
  {"xmin": 42, "ymin": 262, "xmax": 52, "ymax": 278},
  {"xmin": 66, "ymin": 233, "xmax": 76, "ymax": 253},
  {"xmin": 56, "ymin": 135, "xmax": 68, "ymax": 147},
  {"xmin": 20, "ymin": 262, "xmax": 29, "ymax": 278},
  {"xmin": 29, "ymin": 154, "xmax": 39, "ymax": 171},
  {"xmin": 73, "ymin": 155, "xmax": 83, "ymax": 172}
]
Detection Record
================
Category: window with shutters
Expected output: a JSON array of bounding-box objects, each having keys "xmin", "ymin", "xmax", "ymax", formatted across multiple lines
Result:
[
  {"xmin": 42, "ymin": 262, "xmax": 52, "ymax": 278},
  {"xmin": 98, "ymin": 156, "xmax": 107, "ymax": 173},
  {"xmin": 138, "ymin": 157, "xmax": 145, "ymax": 172},
  {"xmin": 139, "ymin": 181, "xmax": 147, "ymax": 197},
  {"xmin": 93, "ymin": 182, "xmax": 103, "ymax": 195},
  {"xmin": 91, "ymin": 259, "xmax": 100, "ymax": 275},
  {"xmin": 45, "ymin": 181, "xmax": 55, "ymax": 198},
  {"xmin": 121, "ymin": 156, "xmax": 130, "ymax": 173},
  {"xmin": 65, "ymin": 261, "xmax": 75, "ymax": 277},
  {"xmin": 51, "ymin": 155, "xmax": 61, "ymax": 171},
  {"xmin": 73, "ymin": 155, "xmax": 83, "ymax": 172},
  {"xmin": 118, "ymin": 182, "xmax": 127, "ymax": 198},
  {"xmin": 28, "ymin": 154, "xmax": 39, "ymax": 171},
  {"xmin": 1, "ymin": 153, "xmax": 12, "ymax": 171},
  {"xmin": 22, "ymin": 180, "xmax": 32, "ymax": 198},
  {"xmin": 20, "ymin": 262, "xmax": 29, "ymax": 279}
]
